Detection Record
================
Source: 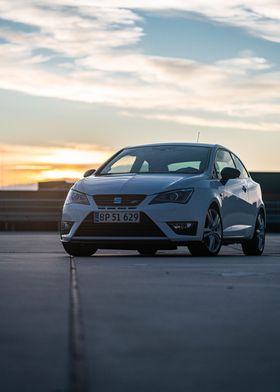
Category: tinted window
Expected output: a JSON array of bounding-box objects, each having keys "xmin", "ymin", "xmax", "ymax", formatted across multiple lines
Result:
[
  {"xmin": 108, "ymin": 155, "xmax": 136, "ymax": 174},
  {"xmin": 99, "ymin": 145, "xmax": 210, "ymax": 175},
  {"xmin": 168, "ymin": 161, "xmax": 200, "ymax": 172},
  {"xmin": 232, "ymin": 154, "xmax": 249, "ymax": 179},
  {"xmin": 139, "ymin": 160, "xmax": 149, "ymax": 172},
  {"xmin": 215, "ymin": 150, "xmax": 235, "ymax": 177}
]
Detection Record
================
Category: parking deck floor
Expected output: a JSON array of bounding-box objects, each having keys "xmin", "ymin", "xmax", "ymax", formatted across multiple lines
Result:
[{"xmin": 0, "ymin": 233, "xmax": 280, "ymax": 392}]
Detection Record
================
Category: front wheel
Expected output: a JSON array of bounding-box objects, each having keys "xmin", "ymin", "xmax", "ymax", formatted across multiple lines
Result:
[
  {"xmin": 242, "ymin": 211, "xmax": 265, "ymax": 256},
  {"xmin": 188, "ymin": 207, "xmax": 223, "ymax": 257},
  {"xmin": 62, "ymin": 242, "xmax": 97, "ymax": 257}
]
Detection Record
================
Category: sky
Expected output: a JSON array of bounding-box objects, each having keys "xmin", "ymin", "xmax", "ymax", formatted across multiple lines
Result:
[{"xmin": 0, "ymin": 1, "xmax": 279, "ymax": 188}]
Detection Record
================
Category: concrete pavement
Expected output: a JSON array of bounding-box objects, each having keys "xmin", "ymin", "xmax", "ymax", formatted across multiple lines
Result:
[{"xmin": 0, "ymin": 233, "xmax": 280, "ymax": 391}]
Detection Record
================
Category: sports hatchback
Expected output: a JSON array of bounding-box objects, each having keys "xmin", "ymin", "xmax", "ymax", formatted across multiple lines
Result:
[{"xmin": 61, "ymin": 143, "xmax": 265, "ymax": 257}]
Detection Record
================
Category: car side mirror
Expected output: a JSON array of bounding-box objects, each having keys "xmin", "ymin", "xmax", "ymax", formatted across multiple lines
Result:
[
  {"xmin": 220, "ymin": 167, "xmax": 240, "ymax": 184},
  {"xmin": 83, "ymin": 169, "xmax": 96, "ymax": 178}
]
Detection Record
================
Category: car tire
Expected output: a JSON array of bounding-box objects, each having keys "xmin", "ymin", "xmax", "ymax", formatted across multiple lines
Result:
[
  {"xmin": 188, "ymin": 206, "xmax": 223, "ymax": 257},
  {"xmin": 62, "ymin": 242, "xmax": 97, "ymax": 257},
  {"xmin": 137, "ymin": 248, "xmax": 157, "ymax": 256},
  {"xmin": 242, "ymin": 211, "xmax": 265, "ymax": 256}
]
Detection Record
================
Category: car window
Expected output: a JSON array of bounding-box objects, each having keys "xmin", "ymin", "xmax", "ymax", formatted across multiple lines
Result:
[
  {"xmin": 215, "ymin": 149, "xmax": 235, "ymax": 177},
  {"xmin": 139, "ymin": 160, "xmax": 149, "ymax": 172},
  {"xmin": 108, "ymin": 155, "xmax": 136, "ymax": 174},
  {"xmin": 99, "ymin": 145, "xmax": 210, "ymax": 175},
  {"xmin": 168, "ymin": 161, "xmax": 200, "ymax": 173},
  {"xmin": 232, "ymin": 154, "xmax": 249, "ymax": 179}
]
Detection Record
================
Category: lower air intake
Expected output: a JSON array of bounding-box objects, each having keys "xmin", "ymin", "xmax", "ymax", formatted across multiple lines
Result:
[{"xmin": 75, "ymin": 212, "xmax": 165, "ymax": 237}]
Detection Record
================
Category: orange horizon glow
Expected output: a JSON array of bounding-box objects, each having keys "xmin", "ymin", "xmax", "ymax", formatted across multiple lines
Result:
[{"xmin": 0, "ymin": 143, "xmax": 115, "ymax": 187}]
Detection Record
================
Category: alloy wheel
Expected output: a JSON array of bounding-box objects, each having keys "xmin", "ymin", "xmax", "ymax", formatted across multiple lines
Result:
[
  {"xmin": 256, "ymin": 213, "xmax": 265, "ymax": 252},
  {"xmin": 203, "ymin": 208, "xmax": 222, "ymax": 254}
]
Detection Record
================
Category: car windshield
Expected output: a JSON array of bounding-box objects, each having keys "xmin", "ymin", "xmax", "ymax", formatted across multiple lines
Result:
[{"xmin": 98, "ymin": 145, "xmax": 210, "ymax": 175}]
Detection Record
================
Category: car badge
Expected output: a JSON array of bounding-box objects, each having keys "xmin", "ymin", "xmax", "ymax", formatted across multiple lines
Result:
[{"xmin": 113, "ymin": 197, "xmax": 122, "ymax": 204}]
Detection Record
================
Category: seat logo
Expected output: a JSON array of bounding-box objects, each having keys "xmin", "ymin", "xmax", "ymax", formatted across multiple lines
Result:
[{"xmin": 113, "ymin": 197, "xmax": 122, "ymax": 204}]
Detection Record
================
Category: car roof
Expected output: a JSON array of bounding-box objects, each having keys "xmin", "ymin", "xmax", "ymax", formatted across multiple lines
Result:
[{"xmin": 124, "ymin": 142, "xmax": 224, "ymax": 149}]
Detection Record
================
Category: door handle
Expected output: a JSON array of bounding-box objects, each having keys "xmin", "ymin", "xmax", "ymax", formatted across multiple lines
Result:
[{"xmin": 242, "ymin": 185, "xmax": 247, "ymax": 192}]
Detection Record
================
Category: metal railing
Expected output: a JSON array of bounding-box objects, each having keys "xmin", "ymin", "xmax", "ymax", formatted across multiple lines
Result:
[
  {"xmin": 265, "ymin": 201, "xmax": 280, "ymax": 224},
  {"xmin": 0, "ymin": 192, "xmax": 279, "ymax": 231}
]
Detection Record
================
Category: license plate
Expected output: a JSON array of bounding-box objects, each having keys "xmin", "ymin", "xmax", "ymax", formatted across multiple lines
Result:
[{"xmin": 94, "ymin": 211, "xmax": 140, "ymax": 223}]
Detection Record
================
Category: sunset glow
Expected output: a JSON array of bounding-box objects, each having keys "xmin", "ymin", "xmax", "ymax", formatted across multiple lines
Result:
[
  {"xmin": 0, "ymin": 144, "xmax": 115, "ymax": 188},
  {"xmin": 37, "ymin": 148, "xmax": 111, "ymax": 166},
  {"xmin": 37, "ymin": 169, "xmax": 85, "ymax": 181}
]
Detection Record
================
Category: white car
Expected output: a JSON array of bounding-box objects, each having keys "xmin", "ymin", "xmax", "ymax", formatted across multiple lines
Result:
[{"xmin": 61, "ymin": 143, "xmax": 265, "ymax": 257}]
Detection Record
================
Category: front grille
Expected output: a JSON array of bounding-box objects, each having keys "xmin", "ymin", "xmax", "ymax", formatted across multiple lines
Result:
[
  {"xmin": 75, "ymin": 212, "xmax": 165, "ymax": 237},
  {"xmin": 93, "ymin": 194, "xmax": 146, "ymax": 207}
]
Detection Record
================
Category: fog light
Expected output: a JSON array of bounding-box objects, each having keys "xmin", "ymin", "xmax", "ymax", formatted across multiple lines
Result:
[
  {"xmin": 167, "ymin": 221, "xmax": 197, "ymax": 235},
  {"xmin": 60, "ymin": 221, "xmax": 74, "ymax": 235}
]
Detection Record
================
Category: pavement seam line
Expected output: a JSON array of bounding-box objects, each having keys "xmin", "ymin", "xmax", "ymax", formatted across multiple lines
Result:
[{"xmin": 69, "ymin": 256, "xmax": 90, "ymax": 392}]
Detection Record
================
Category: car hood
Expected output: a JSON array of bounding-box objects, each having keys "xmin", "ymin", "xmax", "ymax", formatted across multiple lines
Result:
[{"xmin": 73, "ymin": 173, "xmax": 206, "ymax": 195}]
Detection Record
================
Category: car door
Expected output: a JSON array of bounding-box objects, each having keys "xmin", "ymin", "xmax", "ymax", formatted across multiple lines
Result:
[
  {"xmin": 232, "ymin": 153, "xmax": 256, "ymax": 228},
  {"xmin": 215, "ymin": 149, "xmax": 251, "ymax": 238}
]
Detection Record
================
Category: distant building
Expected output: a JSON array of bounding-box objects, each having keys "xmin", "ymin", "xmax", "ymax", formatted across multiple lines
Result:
[
  {"xmin": 0, "ymin": 175, "xmax": 279, "ymax": 232},
  {"xmin": 251, "ymin": 172, "xmax": 280, "ymax": 232},
  {"xmin": 38, "ymin": 181, "xmax": 73, "ymax": 191}
]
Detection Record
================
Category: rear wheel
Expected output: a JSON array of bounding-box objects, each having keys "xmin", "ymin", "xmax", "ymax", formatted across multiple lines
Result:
[
  {"xmin": 242, "ymin": 211, "xmax": 265, "ymax": 256},
  {"xmin": 188, "ymin": 207, "xmax": 223, "ymax": 257},
  {"xmin": 137, "ymin": 248, "xmax": 157, "ymax": 256},
  {"xmin": 62, "ymin": 242, "xmax": 97, "ymax": 257}
]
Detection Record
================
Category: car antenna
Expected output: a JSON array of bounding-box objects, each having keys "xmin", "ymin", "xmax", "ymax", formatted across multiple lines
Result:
[{"xmin": 196, "ymin": 131, "xmax": 200, "ymax": 143}]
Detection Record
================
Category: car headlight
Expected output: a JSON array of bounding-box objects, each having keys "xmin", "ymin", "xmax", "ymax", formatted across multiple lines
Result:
[
  {"xmin": 65, "ymin": 189, "xmax": 90, "ymax": 205},
  {"xmin": 150, "ymin": 189, "xmax": 193, "ymax": 204}
]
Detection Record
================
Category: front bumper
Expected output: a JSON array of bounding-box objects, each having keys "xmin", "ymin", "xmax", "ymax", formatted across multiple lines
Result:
[{"xmin": 61, "ymin": 192, "xmax": 207, "ymax": 247}]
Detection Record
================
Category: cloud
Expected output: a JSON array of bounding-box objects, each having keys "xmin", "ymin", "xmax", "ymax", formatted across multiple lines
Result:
[
  {"xmin": 216, "ymin": 55, "xmax": 272, "ymax": 73},
  {"xmin": 2, "ymin": 0, "xmax": 279, "ymax": 42},
  {"xmin": 0, "ymin": 47, "xmax": 278, "ymax": 120},
  {"xmin": 0, "ymin": 1, "xmax": 279, "ymax": 134},
  {"xmin": 0, "ymin": 2, "xmax": 143, "ymax": 57},
  {"xmin": 0, "ymin": 143, "xmax": 114, "ymax": 164},
  {"xmin": 137, "ymin": 113, "xmax": 280, "ymax": 132}
]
